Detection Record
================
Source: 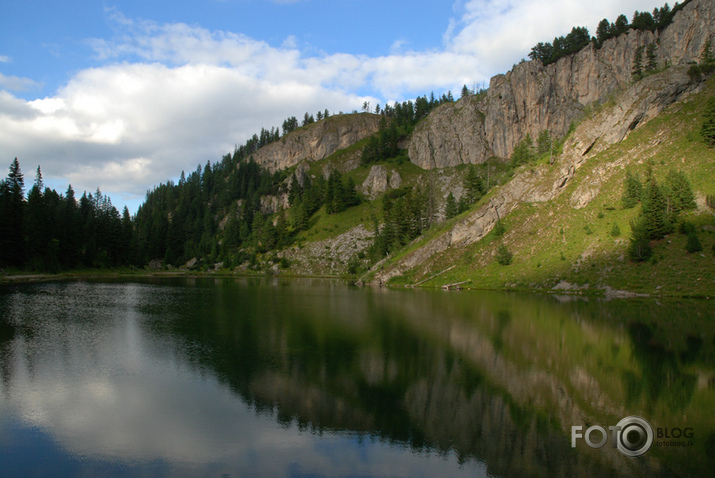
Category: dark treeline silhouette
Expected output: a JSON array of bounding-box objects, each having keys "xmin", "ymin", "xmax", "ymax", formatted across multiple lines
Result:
[
  {"xmin": 529, "ymin": 1, "xmax": 693, "ymax": 65},
  {"xmin": 0, "ymin": 158, "xmax": 132, "ymax": 271}
]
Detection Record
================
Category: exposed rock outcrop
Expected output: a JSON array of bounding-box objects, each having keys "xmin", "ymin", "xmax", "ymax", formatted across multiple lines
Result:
[
  {"xmin": 280, "ymin": 225, "xmax": 373, "ymax": 275},
  {"xmin": 409, "ymin": 0, "xmax": 715, "ymax": 169},
  {"xmin": 371, "ymin": 63, "xmax": 703, "ymax": 285},
  {"xmin": 250, "ymin": 114, "xmax": 381, "ymax": 172},
  {"xmin": 361, "ymin": 165, "xmax": 403, "ymax": 199}
]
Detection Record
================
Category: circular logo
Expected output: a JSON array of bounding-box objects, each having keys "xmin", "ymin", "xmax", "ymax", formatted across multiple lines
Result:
[{"xmin": 616, "ymin": 416, "xmax": 653, "ymax": 457}]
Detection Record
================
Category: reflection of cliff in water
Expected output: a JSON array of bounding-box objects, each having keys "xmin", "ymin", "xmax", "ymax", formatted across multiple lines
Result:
[{"xmin": 145, "ymin": 278, "xmax": 715, "ymax": 477}]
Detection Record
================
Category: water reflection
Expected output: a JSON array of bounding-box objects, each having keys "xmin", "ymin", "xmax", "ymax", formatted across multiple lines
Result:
[{"xmin": 0, "ymin": 279, "xmax": 714, "ymax": 477}]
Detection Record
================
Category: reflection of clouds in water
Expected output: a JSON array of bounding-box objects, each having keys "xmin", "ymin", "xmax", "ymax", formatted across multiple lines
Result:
[{"xmin": 0, "ymin": 283, "xmax": 487, "ymax": 477}]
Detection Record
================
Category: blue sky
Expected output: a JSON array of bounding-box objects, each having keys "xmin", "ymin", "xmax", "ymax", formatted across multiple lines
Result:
[{"xmin": 0, "ymin": 0, "xmax": 662, "ymax": 212}]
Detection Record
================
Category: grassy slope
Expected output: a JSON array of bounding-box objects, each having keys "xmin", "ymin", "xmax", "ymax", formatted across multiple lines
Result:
[{"xmin": 387, "ymin": 76, "xmax": 715, "ymax": 296}]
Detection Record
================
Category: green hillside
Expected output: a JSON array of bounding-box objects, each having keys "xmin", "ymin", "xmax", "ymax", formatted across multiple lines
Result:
[{"xmin": 378, "ymin": 76, "xmax": 715, "ymax": 297}]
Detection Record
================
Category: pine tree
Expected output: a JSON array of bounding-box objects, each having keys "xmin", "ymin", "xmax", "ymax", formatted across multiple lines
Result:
[
  {"xmin": 663, "ymin": 169, "xmax": 696, "ymax": 220},
  {"xmin": 628, "ymin": 216, "xmax": 653, "ymax": 262},
  {"xmin": 641, "ymin": 175, "xmax": 671, "ymax": 240},
  {"xmin": 25, "ymin": 166, "xmax": 48, "ymax": 269},
  {"xmin": 632, "ymin": 46, "xmax": 645, "ymax": 79},
  {"xmin": 463, "ymin": 165, "xmax": 485, "ymax": 205},
  {"xmin": 444, "ymin": 192, "xmax": 459, "ymax": 219},
  {"xmin": 686, "ymin": 231, "xmax": 703, "ymax": 253},
  {"xmin": 0, "ymin": 158, "xmax": 25, "ymax": 266},
  {"xmin": 646, "ymin": 43, "xmax": 658, "ymax": 72},
  {"xmin": 622, "ymin": 169, "xmax": 643, "ymax": 208},
  {"xmin": 496, "ymin": 243, "xmax": 513, "ymax": 265},
  {"xmin": 537, "ymin": 130, "xmax": 552, "ymax": 155},
  {"xmin": 344, "ymin": 176, "xmax": 359, "ymax": 208},
  {"xmin": 610, "ymin": 222, "xmax": 621, "ymax": 237},
  {"xmin": 596, "ymin": 19, "xmax": 613, "ymax": 47},
  {"xmin": 702, "ymin": 96, "xmax": 715, "ymax": 147},
  {"xmin": 511, "ymin": 134, "xmax": 535, "ymax": 166}
]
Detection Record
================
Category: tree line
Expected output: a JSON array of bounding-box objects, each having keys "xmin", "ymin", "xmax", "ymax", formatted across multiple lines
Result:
[
  {"xmin": 361, "ymin": 92, "xmax": 456, "ymax": 165},
  {"xmin": 622, "ymin": 165, "xmax": 697, "ymax": 261},
  {"xmin": 529, "ymin": 1, "xmax": 693, "ymax": 66},
  {"xmin": 0, "ymin": 159, "xmax": 133, "ymax": 271}
]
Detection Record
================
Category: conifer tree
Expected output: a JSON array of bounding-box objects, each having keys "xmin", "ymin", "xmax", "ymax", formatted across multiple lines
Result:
[
  {"xmin": 25, "ymin": 166, "xmax": 48, "ymax": 268},
  {"xmin": 0, "ymin": 158, "xmax": 25, "ymax": 266},
  {"xmin": 663, "ymin": 169, "xmax": 696, "ymax": 220},
  {"xmin": 463, "ymin": 165, "xmax": 485, "ymax": 205},
  {"xmin": 632, "ymin": 46, "xmax": 645, "ymax": 79},
  {"xmin": 686, "ymin": 230, "xmax": 703, "ymax": 253},
  {"xmin": 622, "ymin": 169, "xmax": 643, "ymax": 208},
  {"xmin": 444, "ymin": 192, "xmax": 459, "ymax": 219},
  {"xmin": 628, "ymin": 216, "xmax": 653, "ymax": 261},
  {"xmin": 641, "ymin": 174, "xmax": 671, "ymax": 240},
  {"xmin": 496, "ymin": 243, "xmax": 513, "ymax": 265},
  {"xmin": 702, "ymin": 96, "xmax": 715, "ymax": 147}
]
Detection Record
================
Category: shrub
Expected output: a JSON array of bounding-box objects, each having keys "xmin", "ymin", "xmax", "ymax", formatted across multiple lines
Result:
[
  {"xmin": 686, "ymin": 232, "xmax": 703, "ymax": 253},
  {"xmin": 496, "ymin": 244, "xmax": 513, "ymax": 265}
]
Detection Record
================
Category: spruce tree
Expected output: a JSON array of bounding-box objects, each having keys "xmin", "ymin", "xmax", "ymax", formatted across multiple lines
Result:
[
  {"xmin": 622, "ymin": 169, "xmax": 643, "ymax": 208},
  {"xmin": 641, "ymin": 175, "xmax": 671, "ymax": 240},
  {"xmin": 25, "ymin": 166, "xmax": 48, "ymax": 269},
  {"xmin": 463, "ymin": 165, "xmax": 484, "ymax": 205},
  {"xmin": 632, "ymin": 46, "xmax": 645, "ymax": 79},
  {"xmin": 702, "ymin": 96, "xmax": 715, "ymax": 147},
  {"xmin": 663, "ymin": 169, "xmax": 696, "ymax": 219},
  {"xmin": 646, "ymin": 43, "xmax": 658, "ymax": 72},
  {"xmin": 0, "ymin": 158, "xmax": 25, "ymax": 266},
  {"xmin": 628, "ymin": 216, "xmax": 653, "ymax": 261},
  {"xmin": 496, "ymin": 243, "xmax": 513, "ymax": 265},
  {"xmin": 444, "ymin": 192, "xmax": 459, "ymax": 219},
  {"xmin": 686, "ymin": 231, "xmax": 703, "ymax": 253}
]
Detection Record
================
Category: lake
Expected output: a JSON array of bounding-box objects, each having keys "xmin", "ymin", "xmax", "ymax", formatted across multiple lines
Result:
[{"xmin": 0, "ymin": 277, "xmax": 713, "ymax": 477}]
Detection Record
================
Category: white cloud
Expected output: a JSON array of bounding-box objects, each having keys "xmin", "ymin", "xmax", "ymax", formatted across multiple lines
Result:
[
  {"xmin": 447, "ymin": 0, "xmax": 664, "ymax": 74},
  {"xmin": 0, "ymin": 54, "xmax": 11, "ymax": 63},
  {"xmin": 0, "ymin": 72, "xmax": 41, "ymax": 92}
]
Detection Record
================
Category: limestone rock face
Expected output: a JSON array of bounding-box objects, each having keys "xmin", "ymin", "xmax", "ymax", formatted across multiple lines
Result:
[
  {"xmin": 408, "ymin": 0, "xmax": 715, "ymax": 169},
  {"xmin": 408, "ymin": 99, "xmax": 491, "ymax": 169},
  {"xmin": 370, "ymin": 60, "xmax": 703, "ymax": 286},
  {"xmin": 361, "ymin": 165, "xmax": 403, "ymax": 200},
  {"xmin": 250, "ymin": 114, "xmax": 381, "ymax": 172}
]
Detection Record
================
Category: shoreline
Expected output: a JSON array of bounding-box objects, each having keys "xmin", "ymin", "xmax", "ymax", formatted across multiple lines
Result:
[{"xmin": 2, "ymin": 269, "xmax": 713, "ymax": 300}]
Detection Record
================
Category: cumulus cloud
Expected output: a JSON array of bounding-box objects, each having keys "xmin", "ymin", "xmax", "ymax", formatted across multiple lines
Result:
[
  {"xmin": 447, "ymin": 0, "xmax": 663, "ymax": 74},
  {"xmin": 0, "ymin": 72, "xmax": 41, "ymax": 92}
]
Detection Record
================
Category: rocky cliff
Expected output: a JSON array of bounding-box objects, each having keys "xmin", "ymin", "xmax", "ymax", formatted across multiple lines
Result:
[
  {"xmin": 409, "ymin": 0, "xmax": 715, "ymax": 169},
  {"xmin": 250, "ymin": 113, "xmax": 381, "ymax": 172}
]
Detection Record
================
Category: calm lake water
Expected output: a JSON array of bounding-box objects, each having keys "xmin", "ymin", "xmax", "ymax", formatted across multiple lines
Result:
[{"xmin": 0, "ymin": 277, "xmax": 713, "ymax": 477}]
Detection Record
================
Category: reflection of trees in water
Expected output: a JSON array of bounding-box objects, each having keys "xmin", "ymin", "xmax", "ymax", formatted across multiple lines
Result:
[
  {"xmin": 4, "ymin": 279, "xmax": 711, "ymax": 477},
  {"xmin": 0, "ymin": 313, "xmax": 16, "ymax": 390},
  {"xmin": 148, "ymin": 282, "xmax": 632, "ymax": 476},
  {"xmin": 624, "ymin": 322, "xmax": 697, "ymax": 414}
]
